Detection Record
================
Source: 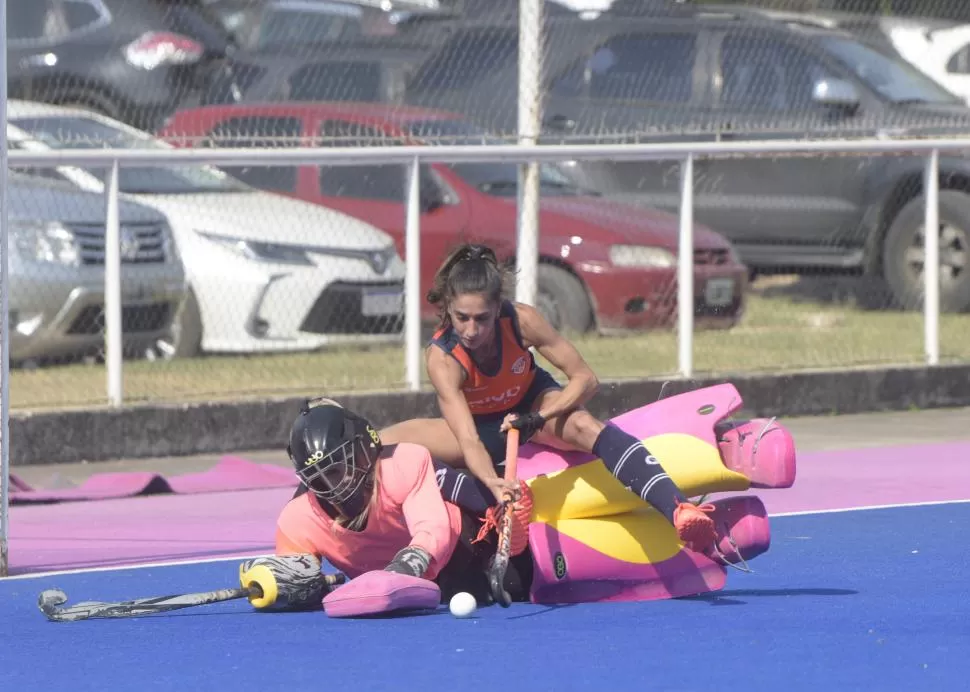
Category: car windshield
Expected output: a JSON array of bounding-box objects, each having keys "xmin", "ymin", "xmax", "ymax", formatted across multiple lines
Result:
[
  {"xmin": 820, "ymin": 36, "xmax": 963, "ymax": 105},
  {"xmin": 257, "ymin": 1, "xmax": 407, "ymax": 49},
  {"xmin": 10, "ymin": 116, "xmax": 251, "ymax": 194},
  {"xmin": 400, "ymin": 119, "xmax": 589, "ymax": 196}
]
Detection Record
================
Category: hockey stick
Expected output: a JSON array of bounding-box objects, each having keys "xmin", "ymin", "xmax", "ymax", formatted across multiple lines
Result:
[
  {"xmin": 487, "ymin": 428, "xmax": 520, "ymax": 608},
  {"xmin": 38, "ymin": 573, "xmax": 346, "ymax": 623}
]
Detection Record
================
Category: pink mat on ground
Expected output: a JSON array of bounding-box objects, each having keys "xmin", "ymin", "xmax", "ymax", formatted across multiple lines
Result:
[
  {"xmin": 9, "ymin": 487, "xmax": 293, "ymax": 575},
  {"xmin": 9, "ymin": 456, "xmax": 299, "ymax": 505}
]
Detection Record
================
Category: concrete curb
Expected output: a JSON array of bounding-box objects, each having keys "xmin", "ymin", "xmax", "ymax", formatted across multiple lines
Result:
[{"xmin": 10, "ymin": 363, "xmax": 970, "ymax": 467}]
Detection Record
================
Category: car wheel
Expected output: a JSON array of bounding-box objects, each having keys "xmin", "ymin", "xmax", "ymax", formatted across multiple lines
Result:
[
  {"xmin": 882, "ymin": 190, "xmax": 970, "ymax": 312},
  {"xmin": 171, "ymin": 288, "xmax": 204, "ymax": 358},
  {"xmin": 536, "ymin": 264, "xmax": 594, "ymax": 334}
]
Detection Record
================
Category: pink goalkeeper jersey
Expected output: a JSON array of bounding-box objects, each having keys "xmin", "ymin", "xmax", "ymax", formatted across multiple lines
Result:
[{"xmin": 274, "ymin": 442, "xmax": 462, "ymax": 579}]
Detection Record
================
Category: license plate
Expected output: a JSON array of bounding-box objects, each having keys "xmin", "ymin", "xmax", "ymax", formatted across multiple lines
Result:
[
  {"xmin": 361, "ymin": 288, "xmax": 403, "ymax": 316},
  {"xmin": 704, "ymin": 278, "xmax": 734, "ymax": 307}
]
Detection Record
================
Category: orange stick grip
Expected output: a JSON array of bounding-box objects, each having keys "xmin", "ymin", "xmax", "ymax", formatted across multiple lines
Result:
[{"xmin": 504, "ymin": 428, "xmax": 520, "ymax": 489}]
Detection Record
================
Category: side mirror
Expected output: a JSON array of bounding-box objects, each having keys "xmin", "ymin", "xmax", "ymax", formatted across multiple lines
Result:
[
  {"xmin": 419, "ymin": 185, "xmax": 445, "ymax": 213},
  {"xmin": 812, "ymin": 78, "xmax": 861, "ymax": 112},
  {"xmin": 544, "ymin": 114, "xmax": 577, "ymax": 132}
]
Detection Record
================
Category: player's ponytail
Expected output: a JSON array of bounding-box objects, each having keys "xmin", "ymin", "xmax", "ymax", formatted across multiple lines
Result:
[{"xmin": 427, "ymin": 243, "xmax": 514, "ymax": 328}]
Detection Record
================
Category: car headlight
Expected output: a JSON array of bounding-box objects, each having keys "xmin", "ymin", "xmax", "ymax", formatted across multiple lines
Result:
[
  {"xmin": 11, "ymin": 221, "xmax": 81, "ymax": 266},
  {"xmin": 196, "ymin": 231, "xmax": 314, "ymax": 266},
  {"xmin": 608, "ymin": 245, "xmax": 676, "ymax": 269},
  {"xmin": 307, "ymin": 243, "xmax": 399, "ymax": 275}
]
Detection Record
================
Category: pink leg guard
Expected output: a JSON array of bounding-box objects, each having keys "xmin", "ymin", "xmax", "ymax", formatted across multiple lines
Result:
[
  {"xmin": 322, "ymin": 571, "xmax": 441, "ymax": 618},
  {"xmin": 707, "ymin": 495, "xmax": 771, "ymax": 565},
  {"xmin": 716, "ymin": 418, "xmax": 796, "ymax": 489},
  {"xmin": 527, "ymin": 521, "xmax": 727, "ymax": 605}
]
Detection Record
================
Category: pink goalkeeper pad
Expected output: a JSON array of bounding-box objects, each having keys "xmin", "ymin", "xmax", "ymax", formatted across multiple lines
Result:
[
  {"xmin": 716, "ymin": 418, "xmax": 796, "ymax": 489},
  {"xmin": 517, "ymin": 382, "xmax": 747, "ymax": 481},
  {"xmin": 708, "ymin": 495, "xmax": 771, "ymax": 564},
  {"xmin": 322, "ymin": 570, "xmax": 441, "ymax": 618}
]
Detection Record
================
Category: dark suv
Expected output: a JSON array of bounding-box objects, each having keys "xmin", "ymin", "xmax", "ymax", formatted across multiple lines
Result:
[
  {"xmin": 403, "ymin": 4, "xmax": 970, "ymax": 312},
  {"xmin": 199, "ymin": 0, "xmax": 454, "ymax": 107},
  {"xmin": 7, "ymin": 0, "xmax": 237, "ymax": 130}
]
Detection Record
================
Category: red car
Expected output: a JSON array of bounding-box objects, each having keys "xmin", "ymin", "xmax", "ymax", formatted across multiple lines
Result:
[{"xmin": 158, "ymin": 102, "xmax": 748, "ymax": 333}]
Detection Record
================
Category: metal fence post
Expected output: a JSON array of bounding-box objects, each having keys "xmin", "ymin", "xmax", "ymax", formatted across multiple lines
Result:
[
  {"xmin": 404, "ymin": 157, "xmax": 422, "ymax": 391},
  {"xmin": 678, "ymin": 154, "xmax": 695, "ymax": 378},
  {"xmin": 924, "ymin": 149, "xmax": 940, "ymax": 366},
  {"xmin": 105, "ymin": 160, "xmax": 123, "ymax": 407},
  {"xmin": 515, "ymin": 0, "xmax": 543, "ymax": 307}
]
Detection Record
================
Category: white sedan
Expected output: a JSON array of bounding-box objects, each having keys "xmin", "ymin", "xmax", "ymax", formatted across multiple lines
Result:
[{"xmin": 6, "ymin": 100, "xmax": 406, "ymax": 357}]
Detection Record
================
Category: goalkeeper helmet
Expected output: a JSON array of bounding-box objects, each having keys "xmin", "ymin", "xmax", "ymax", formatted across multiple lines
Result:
[{"xmin": 287, "ymin": 397, "xmax": 382, "ymax": 520}]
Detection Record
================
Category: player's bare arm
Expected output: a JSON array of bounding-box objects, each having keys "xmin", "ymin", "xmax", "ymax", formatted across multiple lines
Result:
[
  {"xmin": 515, "ymin": 302, "xmax": 599, "ymax": 423},
  {"xmin": 427, "ymin": 347, "xmax": 515, "ymax": 499}
]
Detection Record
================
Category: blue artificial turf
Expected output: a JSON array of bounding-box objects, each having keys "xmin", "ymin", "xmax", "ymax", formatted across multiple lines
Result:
[{"xmin": 2, "ymin": 502, "xmax": 968, "ymax": 692}]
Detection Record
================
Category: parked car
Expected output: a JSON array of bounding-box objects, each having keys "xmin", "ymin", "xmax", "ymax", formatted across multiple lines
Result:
[
  {"xmin": 402, "ymin": 3, "xmax": 970, "ymax": 312},
  {"xmin": 6, "ymin": 171, "xmax": 186, "ymax": 365},
  {"xmin": 7, "ymin": 0, "xmax": 240, "ymax": 131},
  {"xmin": 196, "ymin": 0, "xmax": 266, "ymax": 43},
  {"xmin": 198, "ymin": 0, "xmax": 448, "ymax": 107},
  {"xmin": 159, "ymin": 101, "xmax": 749, "ymax": 333},
  {"xmin": 226, "ymin": 0, "xmax": 449, "ymax": 52},
  {"xmin": 201, "ymin": 42, "xmax": 432, "ymax": 107},
  {"xmin": 748, "ymin": 9, "xmax": 970, "ymax": 107},
  {"xmin": 6, "ymin": 100, "xmax": 408, "ymax": 357}
]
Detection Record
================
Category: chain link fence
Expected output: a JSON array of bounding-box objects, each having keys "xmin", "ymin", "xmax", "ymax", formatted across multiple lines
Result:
[{"xmin": 6, "ymin": 0, "xmax": 970, "ymax": 411}]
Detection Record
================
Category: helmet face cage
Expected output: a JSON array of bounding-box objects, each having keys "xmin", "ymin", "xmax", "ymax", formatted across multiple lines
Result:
[
  {"xmin": 288, "ymin": 401, "xmax": 381, "ymax": 519},
  {"xmin": 297, "ymin": 434, "xmax": 372, "ymax": 508}
]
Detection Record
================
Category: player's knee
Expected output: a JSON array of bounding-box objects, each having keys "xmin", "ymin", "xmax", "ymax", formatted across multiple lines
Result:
[{"xmin": 561, "ymin": 411, "xmax": 604, "ymax": 451}]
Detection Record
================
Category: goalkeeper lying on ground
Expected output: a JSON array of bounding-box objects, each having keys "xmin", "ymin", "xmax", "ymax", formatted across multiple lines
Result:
[{"xmin": 239, "ymin": 397, "xmax": 532, "ymax": 611}]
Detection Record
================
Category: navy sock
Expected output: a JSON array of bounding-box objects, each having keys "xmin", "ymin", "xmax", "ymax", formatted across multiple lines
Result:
[
  {"xmin": 592, "ymin": 423, "xmax": 687, "ymax": 524},
  {"xmin": 433, "ymin": 460, "xmax": 493, "ymax": 513}
]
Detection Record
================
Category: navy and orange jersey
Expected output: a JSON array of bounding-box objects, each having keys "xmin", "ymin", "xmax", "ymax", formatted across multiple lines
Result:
[{"xmin": 430, "ymin": 301, "xmax": 537, "ymax": 416}]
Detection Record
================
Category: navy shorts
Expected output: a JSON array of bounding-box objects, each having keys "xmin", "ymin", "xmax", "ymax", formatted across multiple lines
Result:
[{"xmin": 473, "ymin": 367, "xmax": 561, "ymax": 468}]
